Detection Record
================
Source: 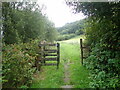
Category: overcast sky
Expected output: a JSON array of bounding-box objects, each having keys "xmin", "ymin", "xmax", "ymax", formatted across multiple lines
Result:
[{"xmin": 37, "ymin": 0, "xmax": 86, "ymax": 27}]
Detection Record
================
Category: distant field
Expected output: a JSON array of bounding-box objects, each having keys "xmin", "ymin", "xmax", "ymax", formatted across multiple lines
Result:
[{"xmin": 59, "ymin": 35, "xmax": 86, "ymax": 44}]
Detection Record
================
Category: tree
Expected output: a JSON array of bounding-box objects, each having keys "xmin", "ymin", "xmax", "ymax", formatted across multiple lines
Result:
[
  {"xmin": 66, "ymin": 1, "xmax": 120, "ymax": 88},
  {"xmin": 2, "ymin": 2, "xmax": 57, "ymax": 44}
]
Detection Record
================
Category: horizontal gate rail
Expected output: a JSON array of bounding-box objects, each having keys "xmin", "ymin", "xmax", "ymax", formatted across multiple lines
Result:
[
  {"xmin": 45, "ymin": 54, "xmax": 57, "ymax": 56},
  {"xmin": 44, "ymin": 57, "xmax": 57, "ymax": 61},
  {"xmin": 44, "ymin": 49, "xmax": 57, "ymax": 52},
  {"xmin": 44, "ymin": 50, "xmax": 57, "ymax": 53},
  {"xmin": 39, "ymin": 44, "xmax": 57, "ymax": 46}
]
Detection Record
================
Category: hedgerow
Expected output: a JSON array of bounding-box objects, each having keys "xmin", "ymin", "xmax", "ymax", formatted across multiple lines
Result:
[
  {"xmin": 67, "ymin": 2, "xmax": 120, "ymax": 88},
  {"xmin": 2, "ymin": 40, "xmax": 39, "ymax": 88}
]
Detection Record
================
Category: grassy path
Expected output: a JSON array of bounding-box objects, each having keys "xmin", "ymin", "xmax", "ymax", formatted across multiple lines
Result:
[{"xmin": 31, "ymin": 36, "xmax": 91, "ymax": 88}]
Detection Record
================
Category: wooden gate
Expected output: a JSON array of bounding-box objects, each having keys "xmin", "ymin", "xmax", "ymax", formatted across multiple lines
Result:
[{"xmin": 38, "ymin": 42, "xmax": 60, "ymax": 69}]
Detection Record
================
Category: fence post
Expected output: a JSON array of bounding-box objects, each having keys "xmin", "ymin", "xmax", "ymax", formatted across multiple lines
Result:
[
  {"xmin": 43, "ymin": 45, "xmax": 46, "ymax": 64},
  {"xmin": 57, "ymin": 43, "xmax": 60, "ymax": 69},
  {"xmin": 80, "ymin": 39, "xmax": 83, "ymax": 65}
]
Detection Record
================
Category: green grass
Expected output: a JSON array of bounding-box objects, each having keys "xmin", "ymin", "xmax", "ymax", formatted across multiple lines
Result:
[
  {"xmin": 31, "ymin": 35, "xmax": 91, "ymax": 88},
  {"xmin": 60, "ymin": 37, "xmax": 91, "ymax": 88},
  {"xmin": 31, "ymin": 64, "xmax": 64, "ymax": 88}
]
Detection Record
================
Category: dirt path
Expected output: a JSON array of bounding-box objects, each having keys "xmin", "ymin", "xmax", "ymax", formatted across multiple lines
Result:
[{"xmin": 61, "ymin": 60, "xmax": 74, "ymax": 89}]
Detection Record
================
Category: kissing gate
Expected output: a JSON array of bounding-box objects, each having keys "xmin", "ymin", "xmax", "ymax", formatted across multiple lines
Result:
[{"xmin": 35, "ymin": 42, "xmax": 60, "ymax": 70}]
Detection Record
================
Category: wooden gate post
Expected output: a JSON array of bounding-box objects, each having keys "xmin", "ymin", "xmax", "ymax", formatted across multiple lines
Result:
[
  {"xmin": 80, "ymin": 39, "xmax": 83, "ymax": 65},
  {"xmin": 43, "ymin": 45, "xmax": 46, "ymax": 64},
  {"xmin": 57, "ymin": 43, "xmax": 60, "ymax": 69}
]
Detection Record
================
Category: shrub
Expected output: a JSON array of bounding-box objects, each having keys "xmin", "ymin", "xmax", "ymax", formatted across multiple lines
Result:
[
  {"xmin": 84, "ymin": 43, "xmax": 120, "ymax": 88},
  {"xmin": 2, "ymin": 40, "xmax": 39, "ymax": 88},
  {"xmin": 57, "ymin": 34, "xmax": 76, "ymax": 41}
]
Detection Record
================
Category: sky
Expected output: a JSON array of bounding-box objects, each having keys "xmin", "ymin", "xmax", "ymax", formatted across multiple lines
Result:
[{"xmin": 37, "ymin": 0, "xmax": 86, "ymax": 27}]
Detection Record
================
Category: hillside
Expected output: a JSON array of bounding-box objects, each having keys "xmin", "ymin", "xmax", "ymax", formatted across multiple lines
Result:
[
  {"xmin": 57, "ymin": 19, "xmax": 85, "ymax": 35},
  {"xmin": 56, "ymin": 19, "xmax": 85, "ymax": 41}
]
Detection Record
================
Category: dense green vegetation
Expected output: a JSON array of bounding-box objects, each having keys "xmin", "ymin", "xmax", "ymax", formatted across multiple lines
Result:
[
  {"xmin": 2, "ymin": 2, "xmax": 57, "ymax": 88},
  {"xmin": 2, "ymin": 2, "xmax": 57, "ymax": 44},
  {"xmin": 2, "ymin": 40, "xmax": 39, "ymax": 88},
  {"xmin": 67, "ymin": 1, "xmax": 120, "ymax": 88},
  {"xmin": 57, "ymin": 20, "xmax": 84, "ymax": 41}
]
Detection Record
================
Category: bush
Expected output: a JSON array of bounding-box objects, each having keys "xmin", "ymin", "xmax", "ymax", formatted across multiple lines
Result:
[
  {"xmin": 2, "ymin": 40, "xmax": 39, "ymax": 88},
  {"xmin": 57, "ymin": 34, "xmax": 76, "ymax": 41},
  {"xmin": 83, "ymin": 17, "xmax": 120, "ymax": 88},
  {"xmin": 84, "ymin": 43, "xmax": 120, "ymax": 88}
]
